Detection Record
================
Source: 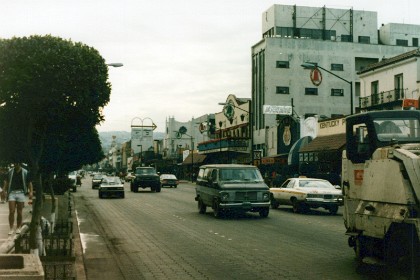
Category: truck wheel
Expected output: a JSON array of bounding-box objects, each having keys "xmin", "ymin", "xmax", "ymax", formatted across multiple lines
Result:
[
  {"xmin": 259, "ymin": 208, "xmax": 269, "ymax": 218},
  {"xmin": 156, "ymin": 185, "xmax": 161, "ymax": 193},
  {"xmin": 213, "ymin": 200, "xmax": 224, "ymax": 218},
  {"xmin": 329, "ymin": 205, "xmax": 339, "ymax": 215},
  {"xmin": 354, "ymin": 237, "xmax": 367, "ymax": 263},
  {"xmin": 198, "ymin": 198, "xmax": 206, "ymax": 214}
]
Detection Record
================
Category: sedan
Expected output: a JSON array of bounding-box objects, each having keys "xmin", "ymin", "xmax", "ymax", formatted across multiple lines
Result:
[
  {"xmin": 98, "ymin": 176, "xmax": 125, "ymax": 199},
  {"xmin": 92, "ymin": 174, "xmax": 105, "ymax": 189},
  {"xmin": 160, "ymin": 174, "xmax": 179, "ymax": 188},
  {"xmin": 270, "ymin": 177, "xmax": 343, "ymax": 214}
]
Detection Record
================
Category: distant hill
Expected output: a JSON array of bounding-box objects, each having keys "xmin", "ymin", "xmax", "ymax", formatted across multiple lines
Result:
[{"xmin": 99, "ymin": 131, "xmax": 164, "ymax": 150}]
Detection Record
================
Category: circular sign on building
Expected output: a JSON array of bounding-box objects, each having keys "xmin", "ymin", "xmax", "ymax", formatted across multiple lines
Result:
[{"xmin": 310, "ymin": 68, "xmax": 322, "ymax": 86}]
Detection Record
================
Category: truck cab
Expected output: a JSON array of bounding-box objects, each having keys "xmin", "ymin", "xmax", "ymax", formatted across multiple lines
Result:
[{"xmin": 342, "ymin": 110, "xmax": 420, "ymax": 269}]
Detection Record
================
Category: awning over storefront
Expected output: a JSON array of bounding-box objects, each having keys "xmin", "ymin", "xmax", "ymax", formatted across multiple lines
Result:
[
  {"xmin": 287, "ymin": 136, "xmax": 312, "ymax": 166},
  {"xmin": 299, "ymin": 133, "xmax": 346, "ymax": 153},
  {"xmin": 182, "ymin": 153, "xmax": 207, "ymax": 165}
]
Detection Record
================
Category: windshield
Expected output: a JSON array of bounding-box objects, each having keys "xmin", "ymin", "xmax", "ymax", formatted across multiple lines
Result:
[
  {"xmin": 135, "ymin": 168, "xmax": 156, "ymax": 175},
  {"xmin": 298, "ymin": 180, "xmax": 334, "ymax": 188},
  {"xmin": 219, "ymin": 168, "xmax": 263, "ymax": 182},
  {"xmin": 374, "ymin": 118, "xmax": 420, "ymax": 142}
]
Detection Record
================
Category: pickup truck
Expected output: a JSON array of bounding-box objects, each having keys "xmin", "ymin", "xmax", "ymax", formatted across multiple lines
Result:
[{"xmin": 130, "ymin": 167, "xmax": 161, "ymax": 193}]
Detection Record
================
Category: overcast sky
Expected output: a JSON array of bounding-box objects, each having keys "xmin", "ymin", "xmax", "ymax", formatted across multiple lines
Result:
[{"xmin": 1, "ymin": 0, "xmax": 418, "ymax": 132}]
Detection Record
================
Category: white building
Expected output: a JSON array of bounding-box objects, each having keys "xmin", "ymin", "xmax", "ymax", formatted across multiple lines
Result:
[
  {"xmin": 164, "ymin": 115, "xmax": 214, "ymax": 161},
  {"xmin": 358, "ymin": 48, "xmax": 420, "ymax": 111},
  {"xmin": 251, "ymin": 4, "xmax": 420, "ymax": 158}
]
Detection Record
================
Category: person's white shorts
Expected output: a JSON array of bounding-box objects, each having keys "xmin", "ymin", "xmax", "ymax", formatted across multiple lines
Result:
[{"xmin": 8, "ymin": 191, "xmax": 27, "ymax": 203}]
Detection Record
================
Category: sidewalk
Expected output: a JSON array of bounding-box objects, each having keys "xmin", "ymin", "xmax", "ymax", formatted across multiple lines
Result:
[
  {"xmin": 0, "ymin": 194, "xmax": 86, "ymax": 279},
  {"xmin": 0, "ymin": 200, "xmax": 32, "ymax": 254}
]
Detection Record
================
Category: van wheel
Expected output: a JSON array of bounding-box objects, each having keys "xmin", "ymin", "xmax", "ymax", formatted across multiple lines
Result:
[
  {"xmin": 198, "ymin": 198, "xmax": 206, "ymax": 214},
  {"xmin": 213, "ymin": 200, "xmax": 224, "ymax": 218}
]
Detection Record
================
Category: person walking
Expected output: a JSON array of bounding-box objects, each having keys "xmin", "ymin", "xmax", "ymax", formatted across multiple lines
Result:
[{"xmin": 2, "ymin": 163, "xmax": 33, "ymax": 235}]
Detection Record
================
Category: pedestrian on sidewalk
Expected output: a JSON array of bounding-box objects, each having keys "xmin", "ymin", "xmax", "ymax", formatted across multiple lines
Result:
[
  {"xmin": 0, "ymin": 167, "xmax": 7, "ymax": 203},
  {"xmin": 2, "ymin": 163, "xmax": 33, "ymax": 235}
]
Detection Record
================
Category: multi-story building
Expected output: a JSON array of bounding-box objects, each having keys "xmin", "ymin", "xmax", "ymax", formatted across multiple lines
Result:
[
  {"xmin": 164, "ymin": 115, "xmax": 214, "ymax": 163},
  {"xmin": 251, "ymin": 4, "xmax": 420, "ymax": 158},
  {"xmin": 358, "ymin": 48, "xmax": 420, "ymax": 111}
]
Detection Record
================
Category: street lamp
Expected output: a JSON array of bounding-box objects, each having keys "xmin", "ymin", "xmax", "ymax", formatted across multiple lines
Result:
[
  {"xmin": 218, "ymin": 100, "xmax": 254, "ymax": 164},
  {"xmin": 174, "ymin": 130, "xmax": 195, "ymax": 182},
  {"xmin": 301, "ymin": 62, "xmax": 353, "ymax": 115},
  {"xmin": 137, "ymin": 145, "xmax": 142, "ymax": 166},
  {"xmin": 106, "ymin": 63, "xmax": 124, "ymax": 67}
]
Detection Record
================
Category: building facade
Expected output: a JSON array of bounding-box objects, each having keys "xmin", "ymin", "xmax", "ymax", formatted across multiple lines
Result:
[{"xmin": 251, "ymin": 4, "xmax": 420, "ymax": 158}]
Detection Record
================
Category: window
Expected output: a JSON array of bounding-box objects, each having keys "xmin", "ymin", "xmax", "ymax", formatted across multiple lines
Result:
[
  {"xmin": 305, "ymin": 88, "xmax": 318, "ymax": 95},
  {"xmin": 371, "ymin": 81, "xmax": 379, "ymax": 105},
  {"xmin": 341, "ymin": 35, "xmax": 353, "ymax": 42},
  {"xmin": 331, "ymin": 89, "xmax": 344, "ymax": 96},
  {"xmin": 331, "ymin": 64, "xmax": 344, "ymax": 71},
  {"xmin": 358, "ymin": 36, "xmax": 370, "ymax": 44},
  {"xmin": 396, "ymin": 39, "xmax": 408, "ymax": 46},
  {"xmin": 394, "ymin": 74, "xmax": 403, "ymax": 99},
  {"xmin": 276, "ymin": 61, "xmax": 289, "ymax": 68},
  {"xmin": 413, "ymin": 38, "xmax": 419, "ymax": 47},
  {"xmin": 276, "ymin": 86, "xmax": 289, "ymax": 94}
]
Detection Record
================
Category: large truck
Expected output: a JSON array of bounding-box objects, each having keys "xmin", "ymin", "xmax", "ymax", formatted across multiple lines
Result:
[{"xmin": 342, "ymin": 110, "xmax": 420, "ymax": 271}]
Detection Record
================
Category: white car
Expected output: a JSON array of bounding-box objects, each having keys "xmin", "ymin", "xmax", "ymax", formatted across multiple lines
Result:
[
  {"xmin": 68, "ymin": 171, "xmax": 78, "ymax": 192},
  {"xmin": 270, "ymin": 177, "xmax": 343, "ymax": 214},
  {"xmin": 98, "ymin": 176, "xmax": 125, "ymax": 199}
]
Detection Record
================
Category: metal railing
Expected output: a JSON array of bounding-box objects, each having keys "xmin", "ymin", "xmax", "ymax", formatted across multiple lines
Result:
[{"xmin": 359, "ymin": 88, "xmax": 407, "ymax": 109}]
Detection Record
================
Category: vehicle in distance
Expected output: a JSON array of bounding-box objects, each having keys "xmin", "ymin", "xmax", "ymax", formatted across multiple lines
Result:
[
  {"xmin": 160, "ymin": 174, "xmax": 179, "ymax": 188},
  {"xmin": 195, "ymin": 164, "xmax": 270, "ymax": 218},
  {"xmin": 68, "ymin": 171, "xmax": 78, "ymax": 192},
  {"xmin": 98, "ymin": 176, "xmax": 125, "ymax": 199},
  {"xmin": 92, "ymin": 174, "xmax": 105, "ymax": 189},
  {"xmin": 270, "ymin": 177, "xmax": 343, "ymax": 214},
  {"xmin": 131, "ymin": 167, "xmax": 161, "ymax": 193}
]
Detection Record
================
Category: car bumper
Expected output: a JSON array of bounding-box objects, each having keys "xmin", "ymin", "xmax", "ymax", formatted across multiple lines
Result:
[
  {"xmin": 219, "ymin": 201, "xmax": 270, "ymax": 210},
  {"xmin": 305, "ymin": 198, "xmax": 343, "ymax": 206}
]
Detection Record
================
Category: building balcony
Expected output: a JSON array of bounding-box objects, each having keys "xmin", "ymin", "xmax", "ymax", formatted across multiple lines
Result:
[
  {"xmin": 197, "ymin": 137, "xmax": 250, "ymax": 154},
  {"xmin": 359, "ymin": 88, "xmax": 407, "ymax": 110}
]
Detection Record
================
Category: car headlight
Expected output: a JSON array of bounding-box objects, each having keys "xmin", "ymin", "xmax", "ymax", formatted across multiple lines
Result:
[
  {"xmin": 221, "ymin": 192, "xmax": 229, "ymax": 201},
  {"xmin": 263, "ymin": 193, "xmax": 269, "ymax": 200}
]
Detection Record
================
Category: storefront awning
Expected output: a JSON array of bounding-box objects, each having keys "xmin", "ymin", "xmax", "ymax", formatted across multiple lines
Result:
[
  {"xmin": 288, "ymin": 136, "xmax": 312, "ymax": 166},
  {"xmin": 182, "ymin": 154, "xmax": 207, "ymax": 165},
  {"xmin": 299, "ymin": 133, "xmax": 346, "ymax": 153}
]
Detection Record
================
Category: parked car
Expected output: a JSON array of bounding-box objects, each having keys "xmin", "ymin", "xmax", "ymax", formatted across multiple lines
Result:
[
  {"xmin": 98, "ymin": 176, "xmax": 125, "ymax": 199},
  {"xmin": 92, "ymin": 174, "xmax": 105, "ymax": 189},
  {"xmin": 270, "ymin": 177, "xmax": 343, "ymax": 214},
  {"xmin": 160, "ymin": 174, "xmax": 179, "ymax": 188},
  {"xmin": 68, "ymin": 171, "xmax": 78, "ymax": 192},
  {"xmin": 195, "ymin": 164, "xmax": 270, "ymax": 218}
]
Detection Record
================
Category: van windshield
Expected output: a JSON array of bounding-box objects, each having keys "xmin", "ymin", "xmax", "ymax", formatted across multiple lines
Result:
[{"xmin": 219, "ymin": 168, "xmax": 263, "ymax": 182}]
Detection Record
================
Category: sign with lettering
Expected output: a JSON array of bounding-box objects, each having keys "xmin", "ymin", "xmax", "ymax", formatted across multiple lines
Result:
[{"xmin": 263, "ymin": 105, "xmax": 292, "ymax": 115}]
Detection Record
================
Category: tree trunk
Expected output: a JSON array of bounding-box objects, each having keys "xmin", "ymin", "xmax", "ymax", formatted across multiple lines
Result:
[{"xmin": 29, "ymin": 170, "xmax": 43, "ymax": 254}]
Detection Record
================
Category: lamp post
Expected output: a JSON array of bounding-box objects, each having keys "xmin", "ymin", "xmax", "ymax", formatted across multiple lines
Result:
[
  {"xmin": 137, "ymin": 145, "xmax": 142, "ymax": 166},
  {"xmin": 106, "ymin": 63, "xmax": 124, "ymax": 67},
  {"xmin": 301, "ymin": 62, "xmax": 353, "ymax": 115},
  {"xmin": 218, "ymin": 100, "xmax": 254, "ymax": 164},
  {"xmin": 175, "ymin": 131, "xmax": 195, "ymax": 182}
]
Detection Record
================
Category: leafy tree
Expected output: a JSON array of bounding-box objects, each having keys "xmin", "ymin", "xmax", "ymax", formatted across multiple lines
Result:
[{"xmin": 0, "ymin": 35, "xmax": 111, "ymax": 253}]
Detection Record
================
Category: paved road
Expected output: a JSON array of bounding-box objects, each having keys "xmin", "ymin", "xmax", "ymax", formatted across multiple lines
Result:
[{"xmin": 74, "ymin": 178, "xmax": 411, "ymax": 280}]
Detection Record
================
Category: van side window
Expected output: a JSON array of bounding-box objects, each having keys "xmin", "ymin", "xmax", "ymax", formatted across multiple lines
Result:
[{"xmin": 211, "ymin": 169, "xmax": 218, "ymax": 182}]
